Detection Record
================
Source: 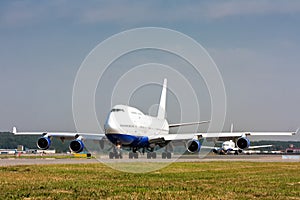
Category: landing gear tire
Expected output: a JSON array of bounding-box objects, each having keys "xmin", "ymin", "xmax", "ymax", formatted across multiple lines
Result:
[
  {"xmin": 109, "ymin": 152, "xmax": 114, "ymax": 159},
  {"xmin": 129, "ymin": 152, "xmax": 139, "ymax": 159},
  {"xmin": 147, "ymin": 152, "xmax": 157, "ymax": 159},
  {"xmin": 147, "ymin": 153, "xmax": 151, "ymax": 159},
  {"xmin": 151, "ymin": 152, "xmax": 157, "ymax": 159},
  {"xmin": 166, "ymin": 152, "xmax": 172, "ymax": 159},
  {"xmin": 162, "ymin": 152, "xmax": 172, "ymax": 159},
  {"xmin": 109, "ymin": 152, "xmax": 122, "ymax": 159},
  {"xmin": 129, "ymin": 152, "xmax": 133, "ymax": 159}
]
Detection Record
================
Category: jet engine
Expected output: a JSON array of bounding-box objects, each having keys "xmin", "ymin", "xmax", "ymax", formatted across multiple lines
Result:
[
  {"xmin": 37, "ymin": 137, "xmax": 51, "ymax": 150},
  {"xmin": 236, "ymin": 137, "xmax": 250, "ymax": 149},
  {"xmin": 69, "ymin": 139, "xmax": 84, "ymax": 153},
  {"xmin": 187, "ymin": 140, "xmax": 201, "ymax": 153}
]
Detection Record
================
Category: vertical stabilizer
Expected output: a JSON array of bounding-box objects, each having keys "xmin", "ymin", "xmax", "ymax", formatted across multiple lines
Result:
[
  {"xmin": 12, "ymin": 127, "xmax": 17, "ymax": 134},
  {"xmin": 157, "ymin": 79, "xmax": 167, "ymax": 119}
]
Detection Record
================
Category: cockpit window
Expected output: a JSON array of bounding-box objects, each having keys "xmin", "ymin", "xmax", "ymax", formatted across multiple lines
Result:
[{"xmin": 111, "ymin": 108, "xmax": 125, "ymax": 112}]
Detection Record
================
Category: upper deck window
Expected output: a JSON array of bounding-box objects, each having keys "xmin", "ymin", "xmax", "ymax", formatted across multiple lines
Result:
[{"xmin": 111, "ymin": 108, "xmax": 125, "ymax": 112}]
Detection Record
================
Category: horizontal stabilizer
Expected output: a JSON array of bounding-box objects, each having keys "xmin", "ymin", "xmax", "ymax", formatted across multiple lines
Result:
[{"xmin": 169, "ymin": 120, "xmax": 210, "ymax": 128}]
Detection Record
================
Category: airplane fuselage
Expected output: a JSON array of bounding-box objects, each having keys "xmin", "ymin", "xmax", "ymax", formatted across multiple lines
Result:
[
  {"xmin": 222, "ymin": 140, "xmax": 235, "ymax": 151},
  {"xmin": 104, "ymin": 105, "xmax": 169, "ymax": 149}
]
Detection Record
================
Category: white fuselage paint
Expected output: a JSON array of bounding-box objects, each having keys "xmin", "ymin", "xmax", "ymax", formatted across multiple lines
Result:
[
  {"xmin": 221, "ymin": 140, "xmax": 235, "ymax": 151},
  {"xmin": 104, "ymin": 105, "xmax": 169, "ymax": 146}
]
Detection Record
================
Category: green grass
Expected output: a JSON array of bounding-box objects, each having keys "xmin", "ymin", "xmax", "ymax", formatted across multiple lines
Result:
[{"xmin": 0, "ymin": 162, "xmax": 299, "ymax": 199}]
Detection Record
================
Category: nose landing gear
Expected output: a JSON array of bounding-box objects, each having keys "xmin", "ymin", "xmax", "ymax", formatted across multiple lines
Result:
[{"xmin": 109, "ymin": 145, "xmax": 123, "ymax": 159}]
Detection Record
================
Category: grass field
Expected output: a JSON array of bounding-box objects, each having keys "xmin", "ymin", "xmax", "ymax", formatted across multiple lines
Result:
[{"xmin": 0, "ymin": 162, "xmax": 299, "ymax": 199}]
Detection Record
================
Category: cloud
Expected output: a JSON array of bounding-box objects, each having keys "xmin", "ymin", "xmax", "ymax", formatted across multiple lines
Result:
[
  {"xmin": 77, "ymin": 1, "xmax": 300, "ymax": 24},
  {"xmin": 1, "ymin": 1, "xmax": 300, "ymax": 28},
  {"xmin": 79, "ymin": 2, "xmax": 154, "ymax": 24},
  {"xmin": 0, "ymin": 1, "xmax": 37, "ymax": 27},
  {"xmin": 203, "ymin": 1, "xmax": 300, "ymax": 19},
  {"xmin": 0, "ymin": 1, "xmax": 66, "ymax": 27}
]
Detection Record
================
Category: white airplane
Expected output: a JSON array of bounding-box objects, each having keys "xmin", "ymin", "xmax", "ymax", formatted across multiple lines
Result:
[
  {"xmin": 212, "ymin": 140, "xmax": 273, "ymax": 155},
  {"xmin": 12, "ymin": 79, "xmax": 297, "ymax": 159},
  {"xmin": 211, "ymin": 124, "xmax": 273, "ymax": 155}
]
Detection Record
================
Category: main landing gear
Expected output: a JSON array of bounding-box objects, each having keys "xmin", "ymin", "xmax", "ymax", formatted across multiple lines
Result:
[
  {"xmin": 146, "ymin": 152, "xmax": 157, "ymax": 159},
  {"xmin": 108, "ymin": 151, "xmax": 172, "ymax": 159},
  {"xmin": 161, "ymin": 152, "xmax": 172, "ymax": 159},
  {"xmin": 128, "ymin": 147, "xmax": 139, "ymax": 159},
  {"xmin": 147, "ymin": 152, "xmax": 172, "ymax": 159},
  {"xmin": 108, "ymin": 146, "xmax": 173, "ymax": 159},
  {"xmin": 128, "ymin": 152, "xmax": 139, "ymax": 159},
  {"xmin": 109, "ymin": 152, "xmax": 123, "ymax": 159}
]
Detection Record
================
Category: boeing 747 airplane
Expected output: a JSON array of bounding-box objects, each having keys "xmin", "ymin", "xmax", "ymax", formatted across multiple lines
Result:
[{"xmin": 12, "ymin": 79, "xmax": 297, "ymax": 159}]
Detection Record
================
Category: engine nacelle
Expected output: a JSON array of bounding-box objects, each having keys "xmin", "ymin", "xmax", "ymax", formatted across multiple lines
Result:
[
  {"xmin": 37, "ymin": 137, "xmax": 51, "ymax": 150},
  {"xmin": 187, "ymin": 140, "xmax": 201, "ymax": 153},
  {"xmin": 69, "ymin": 139, "xmax": 84, "ymax": 153},
  {"xmin": 236, "ymin": 137, "xmax": 250, "ymax": 149}
]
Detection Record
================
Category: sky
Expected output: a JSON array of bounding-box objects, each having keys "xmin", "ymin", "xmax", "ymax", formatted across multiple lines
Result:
[{"xmin": 0, "ymin": 1, "xmax": 299, "ymax": 140}]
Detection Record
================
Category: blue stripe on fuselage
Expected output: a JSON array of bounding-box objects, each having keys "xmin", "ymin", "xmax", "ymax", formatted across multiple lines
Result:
[{"xmin": 106, "ymin": 133, "xmax": 149, "ymax": 148}]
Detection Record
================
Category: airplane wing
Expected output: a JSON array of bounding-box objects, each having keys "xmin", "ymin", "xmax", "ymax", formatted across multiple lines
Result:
[
  {"xmin": 228, "ymin": 144, "xmax": 273, "ymax": 151},
  {"xmin": 12, "ymin": 127, "xmax": 105, "ymax": 141},
  {"xmin": 247, "ymin": 145, "xmax": 273, "ymax": 149},
  {"xmin": 200, "ymin": 145, "xmax": 218, "ymax": 149},
  {"xmin": 169, "ymin": 121, "xmax": 210, "ymax": 128},
  {"xmin": 149, "ymin": 131, "xmax": 296, "ymax": 142}
]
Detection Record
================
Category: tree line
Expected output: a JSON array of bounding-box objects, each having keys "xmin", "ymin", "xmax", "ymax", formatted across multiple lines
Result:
[{"xmin": 0, "ymin": 132, "xmax": 69, "ymax": 153}]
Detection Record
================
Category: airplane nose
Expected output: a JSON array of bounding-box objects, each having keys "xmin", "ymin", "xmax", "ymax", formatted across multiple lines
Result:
[
  {"xmin": 105, "ymin": 125, "xmax": 117, "ymax": 133},
  {"xmin": 104, "ymin": 113, "xmax": 119, "ymax": 134}
]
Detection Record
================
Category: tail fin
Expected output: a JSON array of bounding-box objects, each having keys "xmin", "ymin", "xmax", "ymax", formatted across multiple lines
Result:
[
  {"xmin": 12, "ymin": 127, "xmax": 17, "ymax": 134},
  {"xmin": 157, "ymin": 79, "xmax": 167, "ymax": 119}
]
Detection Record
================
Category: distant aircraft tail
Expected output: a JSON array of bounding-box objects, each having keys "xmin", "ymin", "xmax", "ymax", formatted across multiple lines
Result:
[
  {"xmin": 230, "ymin": 123, "xmax": 234, "ymax": 133},
  {"xmin": 157, "ymin": 79, "xmax": 167, "ymax": 119},
  {"xmin": 12, "ymin": 127, "xmax": 17, "ymax": 134}
]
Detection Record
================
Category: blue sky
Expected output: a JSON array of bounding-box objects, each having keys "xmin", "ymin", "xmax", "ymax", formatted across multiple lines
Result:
[{"xmin": 0, "ymin": 1, "xmax": 299, "ymax": 140}]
